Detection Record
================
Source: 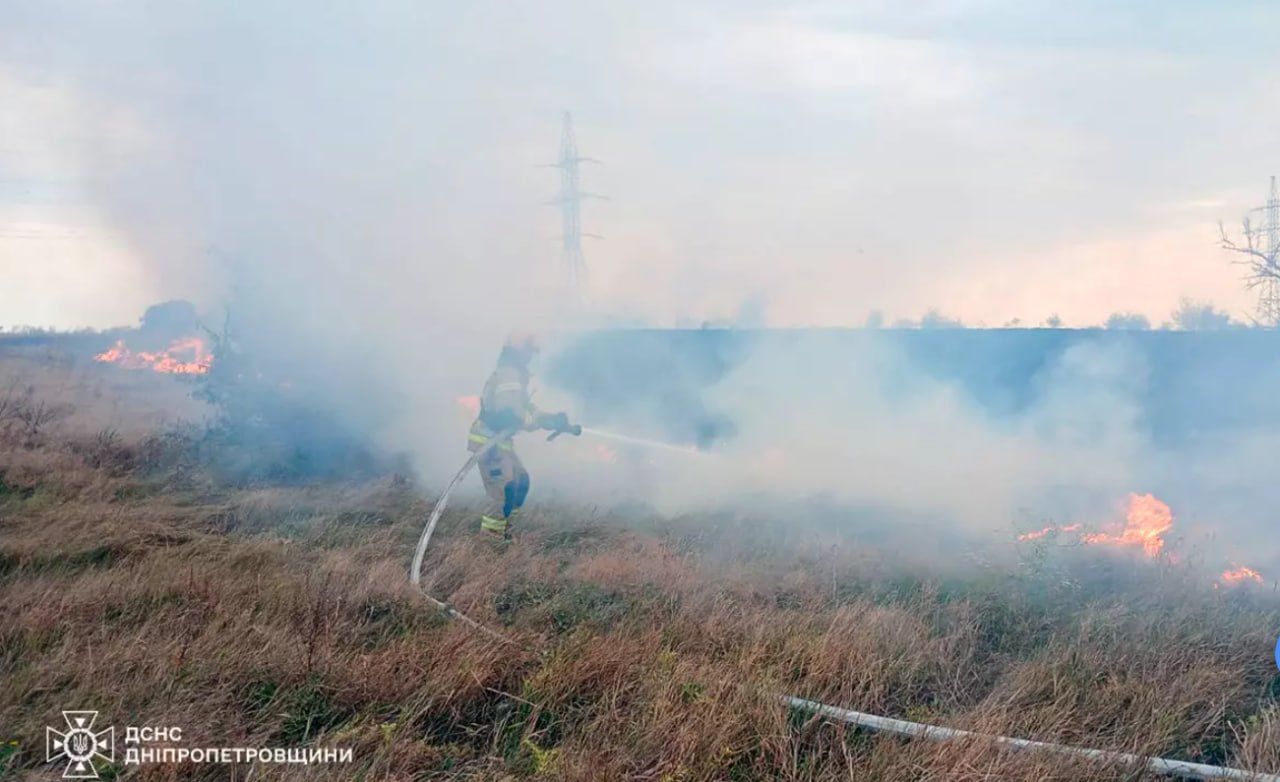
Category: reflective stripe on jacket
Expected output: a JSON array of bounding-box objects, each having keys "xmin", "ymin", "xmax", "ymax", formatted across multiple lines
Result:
[
  {"xmin": 467, "ymin": 419, "xmax": 515, "ymax": 452},
  {"xmin": 467, "ymin": 364, "xmax": 539, "ymax": 452}
]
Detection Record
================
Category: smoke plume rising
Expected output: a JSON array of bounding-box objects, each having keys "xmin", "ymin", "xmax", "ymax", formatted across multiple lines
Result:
[{"xmin": 6, "ymin": 1, "xmax": 1279, "ymax": 579}]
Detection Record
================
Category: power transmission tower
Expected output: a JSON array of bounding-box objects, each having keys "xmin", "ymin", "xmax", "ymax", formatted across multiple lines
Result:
[
  {"xmin": 1263, "ymin": 176, "xmax": 1280, "ymax": 324},
  {"xmin": 544, "ymin": 111, "xmax": 604, "ymax": 293},
  {"xmin": 1219, "ymin": 175, "xmax": 1280, "ymax": 326}
]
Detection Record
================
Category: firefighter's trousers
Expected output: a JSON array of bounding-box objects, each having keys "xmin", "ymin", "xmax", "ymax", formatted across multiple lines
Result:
[{"xmin": 477, "ymin": 444, "xmax": 530, "ymax": 537}]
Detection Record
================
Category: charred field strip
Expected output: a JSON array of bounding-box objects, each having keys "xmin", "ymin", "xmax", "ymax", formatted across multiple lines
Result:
[{"xmin": 2, "ymin": 345, "xmax": 1280, "ymax": 781}]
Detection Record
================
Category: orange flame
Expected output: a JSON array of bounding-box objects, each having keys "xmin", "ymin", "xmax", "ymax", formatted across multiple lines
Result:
[
  {"xmin": 1017, "ymin": 496, "xmax": 1268, "ymax": 587},
  {"xmin": 456, "ymin": 395, "xmax": 481, "ymax": 414},
  {"xmin": 592, "ymin": 444, "xmax": 618, "ymax": 463},
  {"xmin": 1220, "ymin": 565, "xmax": 1264, "ymax": 585},
  {"xmin": 1079, "ymin": 493, "xmax": 1173, "ymax": 558},
  {"xmin": 1015, "ymin": 493, "xmax": 1172, "ymax": 558},
  {"xmin": 94, "ymin": 337, "xmax": 212, "ymax": 375}
]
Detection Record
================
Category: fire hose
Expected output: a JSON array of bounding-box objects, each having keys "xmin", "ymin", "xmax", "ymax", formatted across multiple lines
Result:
[
  {"xmin": 409, "ymin": 424, "xmax": 580, "ymax": 645},
  {"xmin": 407, "ymin": 426, "xmax": 519, "ymax": 645},
  {"xmin": 407, "ymin": 431, "xmax": 1276, "ymax": 781}
]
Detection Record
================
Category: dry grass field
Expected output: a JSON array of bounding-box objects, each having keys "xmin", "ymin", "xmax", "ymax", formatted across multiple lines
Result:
[{"xmin": 2, "ymin": 343, "xmax": 1279, "ymax": 781}]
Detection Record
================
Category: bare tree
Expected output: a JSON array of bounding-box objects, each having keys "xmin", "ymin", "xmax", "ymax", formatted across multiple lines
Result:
[{"xmin": 1219, "ymin": 216, "xmax": 1280, "ymax": 326}]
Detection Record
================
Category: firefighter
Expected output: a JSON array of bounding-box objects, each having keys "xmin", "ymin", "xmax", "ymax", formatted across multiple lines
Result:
[{"xmin": 467, "ymin": 331, "xmax": 579, "ymax": 539}]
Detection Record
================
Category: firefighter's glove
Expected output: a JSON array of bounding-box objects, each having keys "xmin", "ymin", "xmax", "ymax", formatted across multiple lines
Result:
[{"xmin": 541, "ymin": 411, "xmax": 572, "ymax": 433}]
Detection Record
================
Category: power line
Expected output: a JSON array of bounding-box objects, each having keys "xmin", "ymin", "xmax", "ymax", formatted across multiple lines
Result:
[
  {"xmin": 543, "ymin": 111, "xmax": 605, "ymax": 294},
  {"xmin": 1262, "ymin": 176, "xmax": 1280, "ymax": 325}
]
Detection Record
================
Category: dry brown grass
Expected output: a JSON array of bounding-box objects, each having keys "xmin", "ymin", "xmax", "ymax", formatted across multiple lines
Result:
[{"xmin": 1, "ymin": 348, "xmax": 1278, "ymax": 781}]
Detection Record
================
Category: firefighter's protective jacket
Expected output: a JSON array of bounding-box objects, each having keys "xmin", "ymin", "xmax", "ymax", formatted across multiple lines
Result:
[{"xmin": 467, "ymin": 364, "xmax": 541, "ymax": 453}]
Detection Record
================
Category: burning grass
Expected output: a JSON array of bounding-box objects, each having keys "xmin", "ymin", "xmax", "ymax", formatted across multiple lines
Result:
[
  {"xmin": 2, "ymin": 347, "xmax": 1279, "ymax": 780},
  {"xmin": 94, "ymin": 335, "xmax": 213, "ymax": 375}
]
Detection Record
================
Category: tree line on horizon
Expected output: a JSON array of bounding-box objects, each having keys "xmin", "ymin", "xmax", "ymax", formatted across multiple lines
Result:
[
  {"xmin": 0, "ymin": 297, "xmax": 1265, "ymax": 335},
  {"xmin": 859, "ymin": 297, "xmax": 1252, "ymax": 331}
]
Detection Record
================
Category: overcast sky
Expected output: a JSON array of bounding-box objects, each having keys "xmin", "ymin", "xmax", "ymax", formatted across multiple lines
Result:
[{"xmin": 2, "ymin": 0, "xmax": 1278, "ymax": 329}]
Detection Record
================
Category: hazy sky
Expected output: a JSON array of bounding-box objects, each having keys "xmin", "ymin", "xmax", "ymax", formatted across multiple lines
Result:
[{"xmin": 2, "ymin": 0, "xmax": 1277, "ymax": 329}]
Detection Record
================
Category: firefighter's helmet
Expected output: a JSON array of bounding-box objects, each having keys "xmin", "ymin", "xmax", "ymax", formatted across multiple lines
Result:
[
  {"xmin": 504, "ymin": 331, "xmax": 540, "ymax": 355},
  {"xmin": 501, "ymin": 331, "xmax": 541, "ymax": 367}
]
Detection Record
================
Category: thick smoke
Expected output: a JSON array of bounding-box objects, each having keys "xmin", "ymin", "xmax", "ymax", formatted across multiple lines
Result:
[
  {"xmin": 7, "ymin": 2, "xmax": 1279, "ymax": 575},
  {"xmin": 533, "ymin": 329, "xmax": 1280, "ymax": 572},
  {"xmin": 5, "ymin": 0, "xmax": 591, "ymax": 480}
]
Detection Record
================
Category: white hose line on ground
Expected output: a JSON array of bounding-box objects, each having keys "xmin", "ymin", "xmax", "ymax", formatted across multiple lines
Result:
[
  {"xmin": 407, "ymin": 436, "xmax": 1273, "ymax": 781},
  {"xmin": 409, "ymin": 428, "xmax": 522, "ymax": 648},
  {"xmin": 787, "ymin": 697, "xmax": 1277, "ymax": 782}
]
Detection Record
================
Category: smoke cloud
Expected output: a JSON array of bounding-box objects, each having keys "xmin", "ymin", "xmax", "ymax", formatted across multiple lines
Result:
[
  {"xmin": 5, "ymin": 0, "xmax": 592, "ymax": 479},
  {"xmin": 5, "ymin": 1, "xmax": 1279, "ymax": 578},
  {"xmin": 533, "ymin": 329, "xmax": 1280, "ymax": 575}
]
